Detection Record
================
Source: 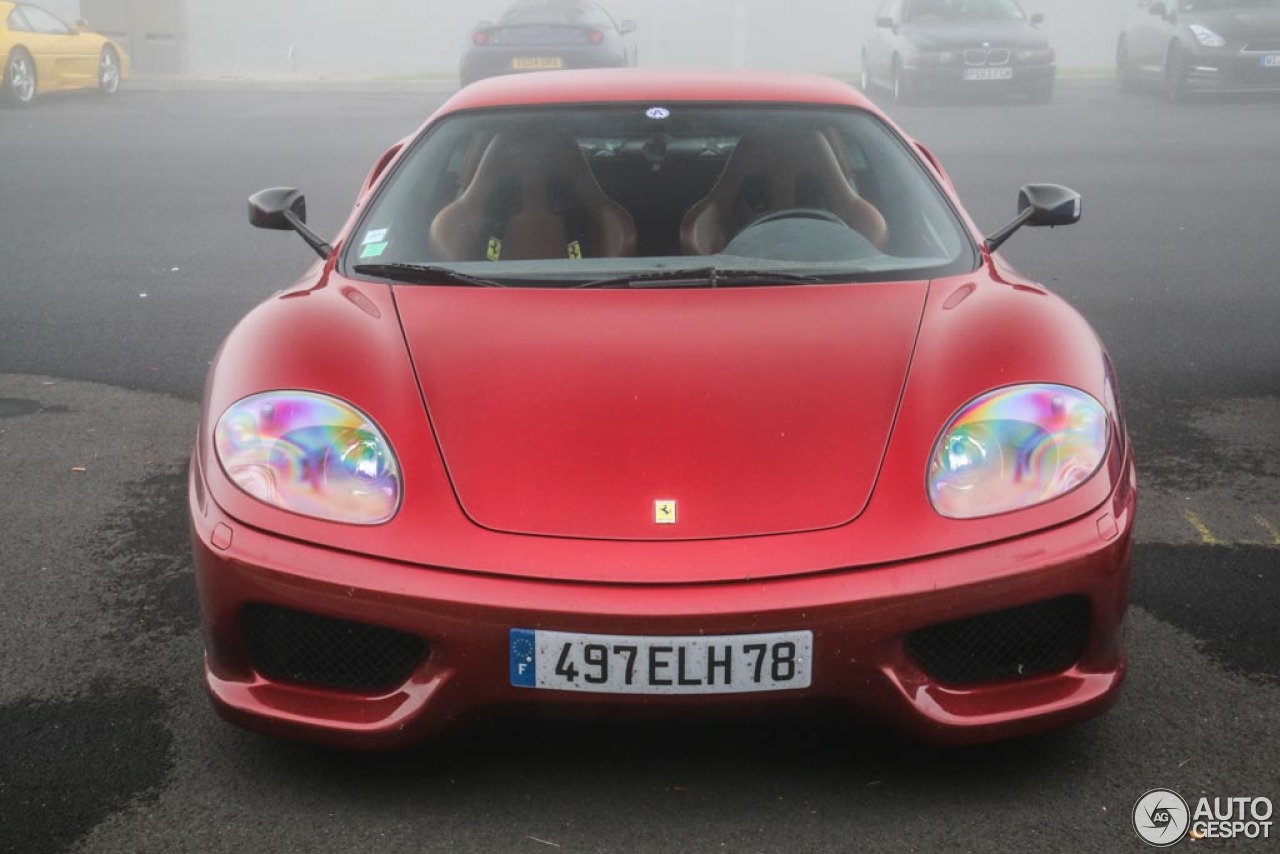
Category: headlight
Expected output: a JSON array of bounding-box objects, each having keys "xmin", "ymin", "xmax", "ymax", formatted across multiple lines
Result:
[
  {"xmin": 1015, "ymin": 47, "xmax": 1055, "ymax": 63},
  {"xmin": 215, "ymin": 391, "xmax": 401, "ymax": 524},
  {"xmin": 1189, "ymin": 24, "xmax": 1225, "ymax": 47},
  {"xmin": 928, "ymin": 384, "xmax": 1108, "ymax": 519},
  {"xmin": 915, "ymin": 51, "xmax": 958, "ymax": 66}
]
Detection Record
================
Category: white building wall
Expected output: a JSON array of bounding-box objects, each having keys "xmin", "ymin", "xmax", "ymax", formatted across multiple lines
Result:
[{"xmin": 179, "ymin": 0, "xmax": 1135, "ymax": 77}]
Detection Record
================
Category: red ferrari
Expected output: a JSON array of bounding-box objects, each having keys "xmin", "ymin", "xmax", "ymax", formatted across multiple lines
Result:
[{"xmin": 191, "ymin": 69, "xmax": 1135, "ymax": 748}]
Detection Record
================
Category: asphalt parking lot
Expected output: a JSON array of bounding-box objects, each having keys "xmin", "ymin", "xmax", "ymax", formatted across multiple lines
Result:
[{"xmin": 0, "ymin": 79, "xmax": 1277, "ymax": 853}]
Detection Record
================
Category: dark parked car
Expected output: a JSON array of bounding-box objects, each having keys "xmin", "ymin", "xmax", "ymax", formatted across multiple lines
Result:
[
  {"xmin": 1117, "ymin": 0, "xmax": 1280, "ymax": 100},
  {"xmin": 459, "ymin": 0, "xmax": 637, "ymax": 87},
  {"xmin": 861, "ymin": 0, "xmax": 1056, "ymax": 103}
]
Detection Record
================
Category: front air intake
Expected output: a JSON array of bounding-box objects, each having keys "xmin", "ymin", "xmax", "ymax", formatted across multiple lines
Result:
[
  {"xmin": 241, "ymin": 604, "xmax": 427, "ymax": 693},
  {"xmin": 905, "ymin": 595, "xmax": 1091, "ymax": 685}
]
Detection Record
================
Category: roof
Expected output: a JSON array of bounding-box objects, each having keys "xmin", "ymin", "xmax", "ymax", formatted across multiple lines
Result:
[{"xmin": 441, "ymin": 68, "xmax": 874, "ymax": 114}]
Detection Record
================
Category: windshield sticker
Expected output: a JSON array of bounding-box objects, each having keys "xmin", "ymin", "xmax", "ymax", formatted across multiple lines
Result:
[
  {"xmin": 359, "ymin": 241, "xmax": 388, "ymax": 259},
  {"xmin": 645, "ymin": 107, "xmax": 670, "ymax": 120},
  {"xmin": 362, "ymin": 227, "xmax": 389, "ymax": 245}
]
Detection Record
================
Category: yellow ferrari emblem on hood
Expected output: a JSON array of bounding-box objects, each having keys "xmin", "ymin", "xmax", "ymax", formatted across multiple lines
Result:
[{"xmin": 654, "ymin": 500, "xmax": 677, "ymax": 524}]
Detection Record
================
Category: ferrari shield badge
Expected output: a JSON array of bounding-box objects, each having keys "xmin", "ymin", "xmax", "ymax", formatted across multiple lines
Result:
[{"xmin": 654, "ymin": 499, "xmax": 677, "ymax": 524}]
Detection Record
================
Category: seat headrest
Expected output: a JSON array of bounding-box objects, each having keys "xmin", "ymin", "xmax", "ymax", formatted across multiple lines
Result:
[{"xmin": 468, "ymin": 131, "xmax": 600, "ymax": 201}]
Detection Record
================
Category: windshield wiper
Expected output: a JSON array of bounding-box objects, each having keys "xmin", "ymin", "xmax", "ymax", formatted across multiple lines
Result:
[
  {"xmin": 352, "ymin": 263, "xmax": 508, "ymax": 288},
  {"xmin": 575, "ymin": 267, "xmax": 823, "ymax": 290}
]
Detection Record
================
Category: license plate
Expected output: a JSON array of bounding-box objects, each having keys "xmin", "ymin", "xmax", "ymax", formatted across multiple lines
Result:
[
  {"xmin": 964, "ymin": 67, "xmax": 1013, "ymax": 81},
  {"xmin": 1262, "ymin": 54, "xmax": 1280, "ymax": 68},
  {"xmin": 509, "ymin": 628, "xmax": 813, "ymax": 695},
  {"xmin": 512, "ymin": 56, "xmax": 563, "ymax": 70}
]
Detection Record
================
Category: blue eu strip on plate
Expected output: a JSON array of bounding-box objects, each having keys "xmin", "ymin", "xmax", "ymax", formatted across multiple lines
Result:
[{"xmin": 510, "ymin": 628, "xmax": 537, "ymax": 687}]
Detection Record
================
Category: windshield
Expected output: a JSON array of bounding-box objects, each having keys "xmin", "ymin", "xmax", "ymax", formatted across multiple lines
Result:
[
  {"xmin": 906, "ymin": 0, "xmax": 1024, "ymax": 22},
  {"xmin": 1178, "ymin": 0, "xmax": 1280, "ymax": 9},
  {"xmin": 346, "ymin": 105, "xmax": 974, "ymax": 286},
  {"xmin": 904, "ymin": 0, "xmax": 1026, "ymax": 23}
]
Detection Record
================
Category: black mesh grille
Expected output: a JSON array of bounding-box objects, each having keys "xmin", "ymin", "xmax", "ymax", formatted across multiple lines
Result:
[
  {"xmin": 905, "ymin": 596, "xmax": 1091, "ymax": 685},
  {"xmin": 242, "ymin": 604, "xmax": 427, "ymax": 693}
]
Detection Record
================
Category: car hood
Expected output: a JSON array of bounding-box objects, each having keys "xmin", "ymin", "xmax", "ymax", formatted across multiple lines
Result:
[
  {"xmin": 904, "ymin": 20, "xmax": 1046, "ymax": 49},
  {"xmin": 394, "ymin": 282, "xmax": 927, "ymax": 541},
  {"xmin": 1182, "ymin": 8, "xmax": 1280, "ymax": 42}
]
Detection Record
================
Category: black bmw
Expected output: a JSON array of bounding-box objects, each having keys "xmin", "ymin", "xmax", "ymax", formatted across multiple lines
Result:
[
  {"xmin": 1117, "ymin": 0, "xmax": 1280, "ymax": 99},
  {"xmin": 861, "ymin": 0, "xmax": 1056, "ymax": 104},
  {"xmin": 460, "ymin": 0, "xmax": 637, "ymax": 87}
]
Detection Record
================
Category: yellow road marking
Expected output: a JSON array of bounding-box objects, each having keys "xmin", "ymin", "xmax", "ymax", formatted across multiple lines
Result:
[
  {"xmin": 1253, "ymin": 515, "xmax": 1280, "ymax": 547},
  {"xmin": 1184, "ymin": 510, "xmax": 1221, "ymax": 546}
]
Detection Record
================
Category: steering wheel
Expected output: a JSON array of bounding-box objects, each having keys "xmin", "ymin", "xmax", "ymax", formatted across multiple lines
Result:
[
  {"xmin": 723, "ymin": 205, "xmax": 879, "ymax": 262},
  {"xmin": 741, "ymin": 207, "xmax": 850, "ymax": 230}
]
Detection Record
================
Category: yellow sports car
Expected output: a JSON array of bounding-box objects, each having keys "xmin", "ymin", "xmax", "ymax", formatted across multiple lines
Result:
[{"xmin": 1, "ymin": 1, "xmax": 129, "ymax": 105}]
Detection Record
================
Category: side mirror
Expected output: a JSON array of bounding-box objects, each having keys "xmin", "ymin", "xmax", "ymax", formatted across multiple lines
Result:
[
  {"xmin": 875, "ymin": 15, "xmax": 895, "ymax": 28},
  {"xmin": 248, "ymin": 187, "xmax": 332, "ymax": 259},
  {"xmin": 620, "ymin": 19, "xmax": 637, "ymax": 35},
  {"xmin": 1149, "ymin": 1, "xmax": 1168, "ymax": 17},
  {"xmin": 473, "ymin": 20, "xmax": 493, "ymax": 30},
  {"xmin": 1030, "ymin": 12, "xmax": 1045, "ymax": 26},
  {"xmin": 1020, "ymin": 184, "xmax": 1082, "ymax": 227},
  {"xmin": 984, "ymin": 183, "xmax": 1081, "ymax": 252},
  {"xmin": 73, "ymin": 18, "xmax": 89, "ymax": 32}
]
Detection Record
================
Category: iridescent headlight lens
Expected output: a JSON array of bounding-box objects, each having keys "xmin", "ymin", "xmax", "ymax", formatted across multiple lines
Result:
[
  {"xmin": 928, "ymin": 384, "xmax": 1108, "ymax": 519},
  {"xmin": 214, "ymin": 392, "xmax": 401, "ymax": 524}
]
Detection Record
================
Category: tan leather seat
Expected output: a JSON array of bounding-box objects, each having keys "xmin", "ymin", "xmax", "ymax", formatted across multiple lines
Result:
[
  {"xmin": 429, "ymin": 131, "xmax": 637, "ymax": 262},
  {"xmin": 679, "ymin": 129, "xmax": 888, "ymax": 256}
]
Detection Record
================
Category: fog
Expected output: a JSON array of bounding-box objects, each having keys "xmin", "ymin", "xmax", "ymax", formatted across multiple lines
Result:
[{"xmin": 59, "ymin": 0, "xmax": 1137, "ymax": 78}]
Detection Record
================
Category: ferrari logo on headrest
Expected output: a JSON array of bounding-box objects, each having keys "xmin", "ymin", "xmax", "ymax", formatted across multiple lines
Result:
[
  {"xmin": 654, "ymin": 500, "xmax": 677, "ymax": 524},
  {"xmin": 486, "ymin": 237, "xmax": 502, "ymax": 261},
  {"xmin": 567, "ymin": 240, "xmax": 583, "ymax": 260}
]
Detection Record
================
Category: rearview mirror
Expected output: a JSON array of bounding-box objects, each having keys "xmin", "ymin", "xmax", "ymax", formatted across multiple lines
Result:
[
  {"xmin": 875, "ymin": 15, "xmax": 895, "ymax": 28},
  {"xmin": 248, "ymin": 187, "xmax": 332, "ymax": 259},
  {"xmin": 984, "ymin": 184, "xmax": 1081, "ymax": 251},
  {"xmin": 1030, "ymin": 12, "xmax": 1044, "ymax": 26}
]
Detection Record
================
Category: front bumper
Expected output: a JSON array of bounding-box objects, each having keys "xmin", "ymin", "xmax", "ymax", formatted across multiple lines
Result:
[
  {"xmin": 191, "ymin": 457, "xmax": 1134, "ymax": 750},
  {"xmin": 903, "ymin": 63, "xmax": 1055, "ymax": 96},
  {"xmin": 1183, "ymin": 46, "xmax": 1280, "ymax": 93}
]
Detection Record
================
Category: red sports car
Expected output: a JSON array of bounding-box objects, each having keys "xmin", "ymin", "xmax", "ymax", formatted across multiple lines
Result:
[{"xmin": 191, "ymin": 69, "xmax": 1135, "ymax": 749}]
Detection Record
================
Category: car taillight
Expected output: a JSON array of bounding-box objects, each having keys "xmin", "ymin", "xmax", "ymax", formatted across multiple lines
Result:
[
  {"xmin": 473, "ymin": 30, "xmax": 490, "ymax": 45},
  {"xmin": 587, "ymin": 29, "xmax": 604, "ymax": 44}
]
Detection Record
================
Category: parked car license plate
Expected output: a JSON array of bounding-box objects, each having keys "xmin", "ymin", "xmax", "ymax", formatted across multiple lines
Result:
[
  {"xmin": 512, "ymin": 57, "xmax": 564, "ymax": 70},
  {"xmin": 963, "ymin": 67, "xmax": 1014, "ymax": 81},
  {"xmin": 1262, "ymin": 54, "xmax": 1280, "ymax": 68},
  {"xmin": 509, "ymin": 628, "xmax": 813, "ymax": 694}
]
